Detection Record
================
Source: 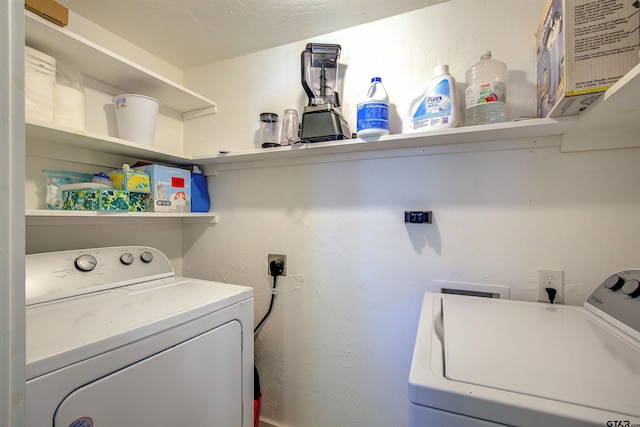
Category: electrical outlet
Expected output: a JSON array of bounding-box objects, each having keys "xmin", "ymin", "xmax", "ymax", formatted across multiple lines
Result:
[
  {"xmin": 267, "ymin": 254, "xmax": 286, "ymax": 276},
  {"xmin": 538, "ymin": 269, "xmax": 564, "ymax": 303}
]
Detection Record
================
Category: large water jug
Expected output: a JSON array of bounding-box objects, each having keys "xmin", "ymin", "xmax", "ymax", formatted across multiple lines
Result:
[{"xmin": 465, "ymin": 51, "xmax": 507, "ymax": 126}]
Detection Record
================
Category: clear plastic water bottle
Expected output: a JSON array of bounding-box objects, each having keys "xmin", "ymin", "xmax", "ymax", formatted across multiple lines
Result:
[
  {"xmin": 465, "ymin": 51, "xmax": 507, "ymax": 126},
  {"xmin": 356, "ymin": 77, "xmax": 390, "ymax": 138}
]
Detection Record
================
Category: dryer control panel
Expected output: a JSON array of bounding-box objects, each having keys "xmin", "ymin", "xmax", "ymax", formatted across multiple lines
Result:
[
  {"xmin": 585, "ymin": 269, "xmax": 640, "ymax": 341},
  {"xmin": 26, "ymin": 246, "xmax": 174, "ymax": 306}
]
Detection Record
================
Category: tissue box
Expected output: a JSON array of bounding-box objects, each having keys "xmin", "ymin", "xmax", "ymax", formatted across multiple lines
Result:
[
  {"xmin": 134, "ymin": 165, "xmax": 191, "ymax": 212},
  {"xmin": 128, "ymin": 192, "xmax": 147, "ymax": 212},
  {"xmin": 536, "ymin": 0, "xmax": 639, "ymax": 117},
  {"xmin": 63, "ymin": 189, "xmax": 129, "ymax": 211},
  {"xmin": 109, "ymin": 169, "xmax": 151, "ymax": 193}
]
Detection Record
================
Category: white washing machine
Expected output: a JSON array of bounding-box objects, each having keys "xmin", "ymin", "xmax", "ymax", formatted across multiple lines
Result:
[
  {"xmin": 25, "ymin": 246, "xmax": 254, "ymax": 427},
  {"xmin": 409, "ymin": 270, "xmax": 640, "ymax": 426}
]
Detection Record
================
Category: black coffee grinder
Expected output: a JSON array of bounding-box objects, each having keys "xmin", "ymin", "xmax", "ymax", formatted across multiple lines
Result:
[{"xmin": 299, "ymin": 43, "xmax": 351, "ymax": 143}]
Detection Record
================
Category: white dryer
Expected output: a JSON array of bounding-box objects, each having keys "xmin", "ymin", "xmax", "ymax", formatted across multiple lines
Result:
[
  {"xmin": 26, "ymin": 246, "xmax": 254, "ymax": 427},
  {"xmin": 409, "ymin": 270, "xmax": 640, "ymax": 426}
]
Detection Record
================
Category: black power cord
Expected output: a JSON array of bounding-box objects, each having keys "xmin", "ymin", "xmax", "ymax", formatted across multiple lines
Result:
[
  {"xmin": 545, "ymin": 287, "xmax": 557, "ymax": 304},
  {"xmin": 254, "ymin": 258, "xmax": 284, "ymax": 334},
  {"xmin": 254, "ymin": 259, "xmax": 284, "ymax": 424}
]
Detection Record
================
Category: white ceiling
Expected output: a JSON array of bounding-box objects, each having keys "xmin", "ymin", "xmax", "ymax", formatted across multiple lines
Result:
[{"xmin": 57, "ymin": 0, "xmax": 446, "ymax": 69}]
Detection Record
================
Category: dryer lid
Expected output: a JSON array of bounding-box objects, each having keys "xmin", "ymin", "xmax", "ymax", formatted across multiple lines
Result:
[
  {"xmin": 26, "ymin": 276, "xmax": 253, "ymax": 380},
  {"xmin": 442, "ymin": 296, "xmax": 640, "ymax": 418}
]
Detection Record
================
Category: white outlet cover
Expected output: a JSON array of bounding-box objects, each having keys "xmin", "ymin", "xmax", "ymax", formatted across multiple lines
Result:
[{"xmin": 537, "ymin": 269, "xmax": 564, "ymax": 303}]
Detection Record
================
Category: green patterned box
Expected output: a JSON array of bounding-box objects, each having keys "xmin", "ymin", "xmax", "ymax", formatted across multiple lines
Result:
[
  {"xmin": 128, "ymin": 192, "xmax": 147, "ymax": 212},
  {"xmin": 63, "ymin": 189, "xmax": 129, "ymax": 211}
]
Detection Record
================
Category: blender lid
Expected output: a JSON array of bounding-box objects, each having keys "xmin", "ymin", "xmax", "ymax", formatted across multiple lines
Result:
[
  {"xmin": 301, "ymin": 43, "xmax": 342, "ymax": 108},
  {"xmin": 304, "ymin": 43, "xmax": 341, "ymax": 55}
]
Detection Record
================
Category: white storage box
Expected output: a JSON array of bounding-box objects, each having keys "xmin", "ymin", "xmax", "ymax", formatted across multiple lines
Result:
[{"xmin": 25, "ymin": 46, "xmax": 56, "ymax": 123}]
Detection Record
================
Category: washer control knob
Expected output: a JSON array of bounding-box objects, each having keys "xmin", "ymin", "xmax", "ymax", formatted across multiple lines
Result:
[
  {"xmin": 622, "ymin": 279, "xmax": 640, "ymax": 298},
  {"xmin": 604, "ymin": 274, "xmax": 624, "ymax": 291},
  {"xmin": 140, "ymin": 251, "xmax": 154, "ymax": 263},
  {"xmin": 74, "ymin": 254, "xmax": 97, "ymax": 272},
  {"xmin": 120, "ymin": 253, "xmax": 134, "ymax": 265}
]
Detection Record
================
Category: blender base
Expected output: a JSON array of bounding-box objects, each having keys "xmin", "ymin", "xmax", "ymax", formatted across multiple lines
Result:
[{"xmin": 300, "ymin": 106, "xmax": 351, "ymax": 143}]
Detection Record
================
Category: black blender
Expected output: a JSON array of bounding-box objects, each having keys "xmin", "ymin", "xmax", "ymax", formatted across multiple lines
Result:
[{"xmin": 299, "ymin": 43, "xmax": 351, "ymax": 143}]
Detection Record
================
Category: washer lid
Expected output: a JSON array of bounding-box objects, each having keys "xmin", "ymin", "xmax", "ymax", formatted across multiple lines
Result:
[
  {"xmin": 442, "ymin": 296, "xmax": 640, "ymax": 418},
  {"xmin": 26, "ymin": 276, "xmax": 253, "ymax": 380}
]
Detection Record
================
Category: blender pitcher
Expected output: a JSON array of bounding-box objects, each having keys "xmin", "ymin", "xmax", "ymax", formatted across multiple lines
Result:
[{"xmin": 299, "ymin": 43, "xmax": 351, "ymax": 143}]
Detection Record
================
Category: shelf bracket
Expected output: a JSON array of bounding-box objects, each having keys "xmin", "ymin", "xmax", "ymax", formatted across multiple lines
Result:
[
  {"xmin": 182, "ymin": 106, "xmax": 217, "ymax": 121},
  {"xmin": 562, "ymin": 126, "xmax": 640, "ymax": 152},
  {"xmin": 182, "ymin": 216, "xmax": 218, "ymax": 224}
]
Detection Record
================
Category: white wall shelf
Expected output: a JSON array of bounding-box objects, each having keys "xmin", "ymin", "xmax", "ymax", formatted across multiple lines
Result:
[
  {"xmin": 194, "ymin": 62, "xmax": 640, "ymax": 164},
  {"xmin": 24, "ymin": 10, "xmax": 217, "ymax": 115},
  {"xmin": 26, "ymin": 119, "xmax": 192, "ymax": 166},
  {"xmin": 27, "ymin": 116, "xmax": 580, "ymax": 169},
  {"xmin": 26, "ymin": 209, "xmax": 217, "ymax": 225},
  {"xmin": 193, "ymin": 117, "xmax": 577, "ymax": 166}
]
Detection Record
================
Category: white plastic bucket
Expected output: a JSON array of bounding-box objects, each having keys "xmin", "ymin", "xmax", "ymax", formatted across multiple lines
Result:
[{"xmin": 113, "ymin": 94, "xmax": 160, "ymax": 145}]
